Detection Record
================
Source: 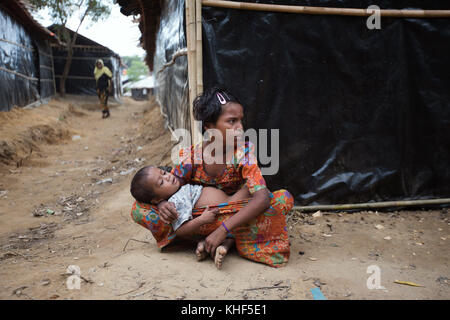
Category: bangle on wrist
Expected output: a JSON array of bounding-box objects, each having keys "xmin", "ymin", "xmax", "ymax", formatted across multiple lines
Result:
[{"xmin": 221, "ymin": 221, "xmax": 230, "ymax": 233}]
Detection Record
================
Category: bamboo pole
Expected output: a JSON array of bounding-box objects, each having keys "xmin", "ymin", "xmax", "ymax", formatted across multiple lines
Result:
[
  {"xmin": 186, "ymin": 0, "xmax": 198, "ymax": 145},
  {"xmin": 50, "ymin": 46, "xmax": 57, "ymax": 96},
  {"xmin": 196, "ymin": 0, "xmax": 204, "ymax": 95},
  {"xmin": 202, "ymin": 0, "xmax": 450, "ymax": 18},
  {"xmin": 193, "ymin": 0, "xmax": 204, "ymax": 145},
  {"xmin": 293, "ymin": 198, "xmax": 450, "ymax": 212}
]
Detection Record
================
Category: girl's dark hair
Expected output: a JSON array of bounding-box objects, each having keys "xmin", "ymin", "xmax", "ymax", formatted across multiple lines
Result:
[
  {"xmin": 193, "ymin": 87, "xmax": 241, "ymax": 134},
  {"xmin": 130, "ymin": 165, "xmax": 155, "ymax": 204}
]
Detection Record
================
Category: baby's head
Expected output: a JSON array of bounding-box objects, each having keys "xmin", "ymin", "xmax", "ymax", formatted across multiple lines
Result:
[{"xmin": 130, "ymin": 166, "xmax": 180, "ymax": 204}]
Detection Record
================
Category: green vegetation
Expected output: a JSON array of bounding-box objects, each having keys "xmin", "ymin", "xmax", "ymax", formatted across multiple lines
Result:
[{"xmin": 122, "ymin": 55, "xmax": 149, "ymax": 82}]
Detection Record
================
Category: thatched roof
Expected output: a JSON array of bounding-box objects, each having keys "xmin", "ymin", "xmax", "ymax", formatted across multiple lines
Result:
[{"xmin": 117, "ymin": 0, "xmax": 161, "ymax": 71}]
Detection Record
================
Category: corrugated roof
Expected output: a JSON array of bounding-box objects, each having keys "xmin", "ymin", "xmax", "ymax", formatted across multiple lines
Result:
[
  {"xmin": 48, "ymin": 25, "xmax": 120, "ymax": 56},
  {"xmin": 127, "ymin": 75, "xmax": 155, "ymax": 88}
]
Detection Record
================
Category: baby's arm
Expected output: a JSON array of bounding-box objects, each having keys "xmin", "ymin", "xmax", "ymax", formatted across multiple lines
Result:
[{"xmin": 175, "ymin": 206, "xmax": 218, "ymax": 238}]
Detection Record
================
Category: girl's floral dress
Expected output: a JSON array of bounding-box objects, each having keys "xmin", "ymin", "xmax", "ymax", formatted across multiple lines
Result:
[{"xmin": 131, "ymin": 141, "xmax": 294, "ymax": 267}]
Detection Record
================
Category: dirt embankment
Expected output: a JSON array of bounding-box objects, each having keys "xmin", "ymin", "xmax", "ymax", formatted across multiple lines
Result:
[{"xmin": 0, "ymin": 102, "xmax": 75, "ymax": 167}]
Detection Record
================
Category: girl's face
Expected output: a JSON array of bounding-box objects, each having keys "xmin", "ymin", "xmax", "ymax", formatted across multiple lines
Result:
[
  {"xmin": 146, "ymin": 167, "xmax": 180, "ymax": 204},
  {"xmin": 205, "ymin": 102, "xmax": 244, "ymax": 148}
]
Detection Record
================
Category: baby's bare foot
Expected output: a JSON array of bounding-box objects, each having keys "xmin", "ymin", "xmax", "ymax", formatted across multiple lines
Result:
[
  {"xmin": 195, "ymin": 241, "xmax": 208, "ymax": 261},
  {"xmin": 214, "ymin": 246, "xmax": 228, "ymax": 270}
]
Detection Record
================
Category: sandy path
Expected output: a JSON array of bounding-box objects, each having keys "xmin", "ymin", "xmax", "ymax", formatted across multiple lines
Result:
[{"xmin": 0, "ymin": 96, "xmax": 449, "ymax": 300}]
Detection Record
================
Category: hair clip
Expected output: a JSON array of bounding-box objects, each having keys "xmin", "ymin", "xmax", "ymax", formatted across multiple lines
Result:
[{"xmin": 216, "ymin": 92, "xmax": 227, "ymax": 105}]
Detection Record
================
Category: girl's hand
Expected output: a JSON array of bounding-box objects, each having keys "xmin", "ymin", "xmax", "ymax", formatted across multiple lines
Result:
[
  {"xmin": 157, "ymin": 201, "xmax": 178, "ymax": 224},
  {"xmin": 204, "ymin": 226, "xmax": 228, "ymax": 257},
  {"xmin": 199, "ymin": 206, "xmax": 218, "ymax": 224}
]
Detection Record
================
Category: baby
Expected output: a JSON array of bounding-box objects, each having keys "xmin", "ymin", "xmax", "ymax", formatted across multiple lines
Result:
[{"xmin": 130, "ymin": 165, "xmax": 251, "ymax": 269}]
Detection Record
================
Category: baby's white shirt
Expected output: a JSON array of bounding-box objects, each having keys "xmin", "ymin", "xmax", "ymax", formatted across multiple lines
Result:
[{"xmin": 169, "ymin": 184, "xmax": 203, "ymax": 231}]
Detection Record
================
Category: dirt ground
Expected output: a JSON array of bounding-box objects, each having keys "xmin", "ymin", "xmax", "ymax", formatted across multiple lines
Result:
[{"xmin": 0, "ymin": 95, "xmax": 448, "ymax": 300}]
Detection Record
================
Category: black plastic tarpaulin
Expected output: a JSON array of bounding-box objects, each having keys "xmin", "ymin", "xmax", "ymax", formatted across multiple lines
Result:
[
  {"xmin": 36, "ymin": 37, "xmax": 56, "ymax": 101},
  {"xmin": 201, "ymin": 0, "xmax": 450, "ymax": 205},
  {"xmin": 0, "ymin": 6, "xmax": 55, "ymax": 111},
  {"xmin": 153, "ymin": 0, "xmax": 190, "ymax": 132}
]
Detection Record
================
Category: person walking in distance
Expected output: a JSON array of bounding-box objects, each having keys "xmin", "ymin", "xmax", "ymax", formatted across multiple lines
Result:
[{"xmin": 94, "ymin": 59, "xmax": 112, "ymax": 118}]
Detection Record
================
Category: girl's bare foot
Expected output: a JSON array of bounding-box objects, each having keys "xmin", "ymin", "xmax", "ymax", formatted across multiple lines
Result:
[
  {"xmin": 214, "ymin": 245, "xmax": 228, "ymax": 270},
  {"xmin": 214, "ymin": 238, "xmax": 234, "ymax": 269},
  {"xmin": 195, "ymin": 241, "xmax": 208, "ymax": 261}
]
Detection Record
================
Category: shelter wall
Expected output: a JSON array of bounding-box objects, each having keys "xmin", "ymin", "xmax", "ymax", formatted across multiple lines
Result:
[
  {"xmin": 202, "ymin": 0, "xmax": 450, "ymax": 204},
  {"xmin": 153, "ymin": 0, "xmax": 190, "ymax": 133},
  {"xmin": 0, "ymin": 7, "xmax": 55, "ymax": 111}
]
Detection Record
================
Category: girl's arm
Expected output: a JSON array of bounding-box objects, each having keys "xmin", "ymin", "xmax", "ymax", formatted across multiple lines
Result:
[
  {"xmin": 203, "ymin": 188, "xmax": 270, "ymax": 255},
  {"xmin": 157, "ymin": 201, "xmax": 179, "ymax": 224},
  {"xmin": 204, "ymin": 141, "xmax": 270, "ymax": 256},
  {"xmin": 228, "ymin": 184, "xmax": 252, "ymax": 202}
]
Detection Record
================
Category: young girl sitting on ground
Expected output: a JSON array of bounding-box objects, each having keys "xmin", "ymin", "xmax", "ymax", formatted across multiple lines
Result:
[{"xmin": 130, "ymin": 165, "xmax": 251, "ymax": 269}]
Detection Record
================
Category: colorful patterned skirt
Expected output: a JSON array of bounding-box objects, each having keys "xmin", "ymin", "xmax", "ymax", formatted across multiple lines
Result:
[
  {"xmin": 130, "ymin": 189, "xmax": 294, "ymax": 268},
  {"xmin": 97, "ymin": 88, "xmax": 109, "ymax": 111}
]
